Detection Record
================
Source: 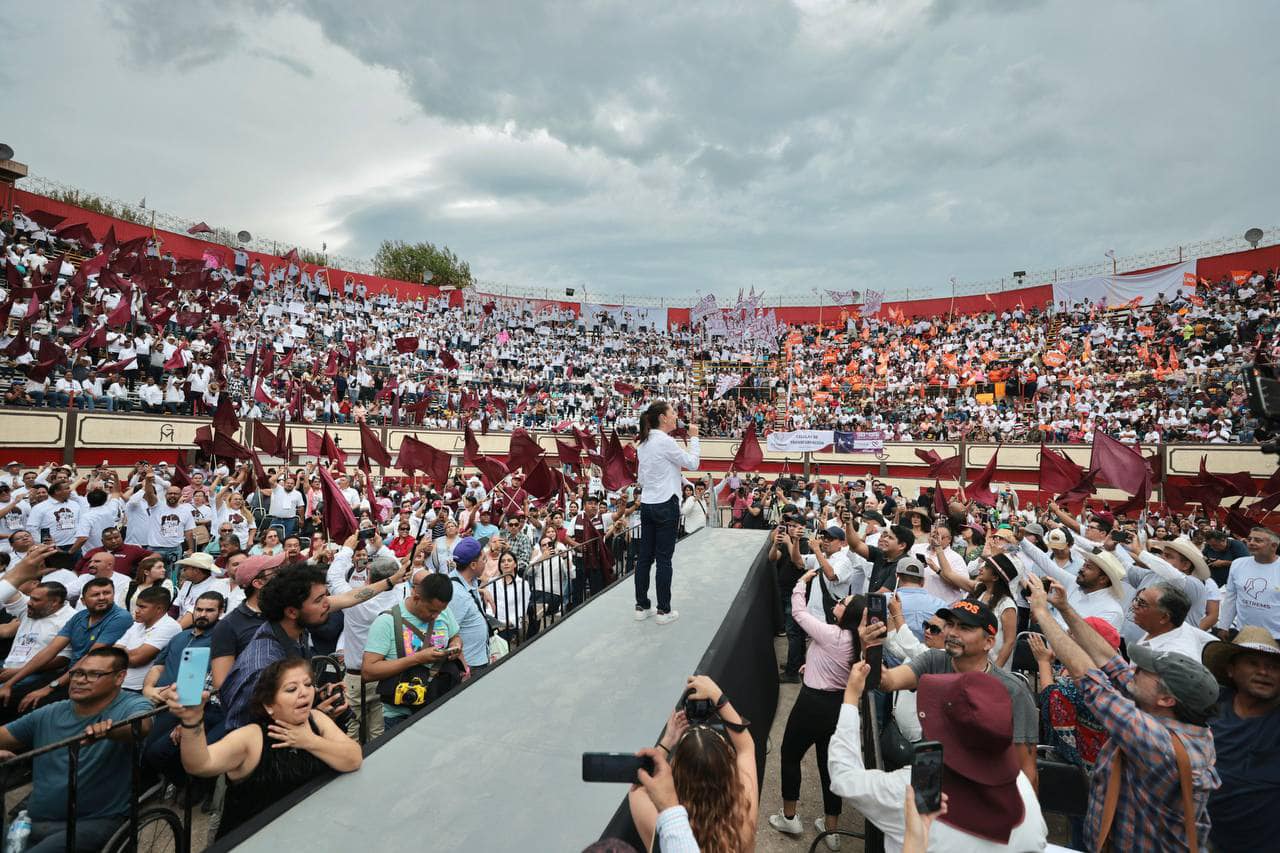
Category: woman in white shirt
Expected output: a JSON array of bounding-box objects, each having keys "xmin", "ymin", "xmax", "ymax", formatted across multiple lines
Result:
[
  {"xmin": 215, "ymin": 488, "xmax": 255, "ymax": 550},
  {"xmin": 428, "ymin": 520, "xmax": 462, "ymax": 573},
  {"xmin": 485, "ymin": 551, "xmax": 531, "ymax": 639},
  {"xmin": 633, "ymin": 401, "xmax": 700, "ymax": 625}
]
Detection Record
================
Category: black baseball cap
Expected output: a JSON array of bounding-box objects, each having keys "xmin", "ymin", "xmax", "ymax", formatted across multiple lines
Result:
[{"xmin": 937, "ymin": 599, "xmax": 998, "ymax": 636}]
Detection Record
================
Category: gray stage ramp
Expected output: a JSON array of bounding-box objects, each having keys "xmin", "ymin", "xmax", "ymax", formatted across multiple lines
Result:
[{"xmin": 233, "ymin": 529, "xmax": 770, "ymax": 852}]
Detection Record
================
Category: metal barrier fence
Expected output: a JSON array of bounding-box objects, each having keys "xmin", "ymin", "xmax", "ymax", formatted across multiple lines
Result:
[
  {"xmin": 0, "ymin": 706, "xmax": 192, "ymax": 853},
  {"xmin": 354, "ymin": 524, "xmax": 644, "ymax": 743}
]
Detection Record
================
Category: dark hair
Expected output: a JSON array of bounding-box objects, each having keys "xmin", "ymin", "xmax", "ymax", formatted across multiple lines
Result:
[
  {"xmin": 86, "ymin": 488, "xmax": 108, "ymax": 508},
  {"xmin": 136, "ymin": 586, "xmax": 173, "ymax": 608},
  {"xmin": 82, "ymin": 576, "xmax": 116, "ymax": 594},
  {"xmin": 195, "ymin": 590, "xmax": 227, "ymax": 611},
  {"xmin": 101, "ymin": 526, "xmax": 120, "ymax": 539},
  {"xmin": 82, "ymin": 646, "xmax": 129, "ymax": 671},
  {"xmin": 1094, "ymin": 515, "xmax": 1115, "ymax": 534},
  {"xmin": 836, "ymin": 594, "xmax": 868, "ymax": 662},
  {"xmin": 36, "ymin": 581, "xmax": 67, "ymax": 604},
  {"xmin": 249, "ymin": 657, "xmax": 312, "ymax": 721},
  {"xmin": 889, "ymin": 524, "xmax": 915, "ymax": 551},
  {"xmin": 417, "ymin": 572, "xmax": 453, "ymax": 604},
  {"xmin": 260, "ymin": 565, "xmax": 327, "ymax": 622},
  {"xmin": 638, "ymin": 400, "xmax": 671, "ymax": 444}
]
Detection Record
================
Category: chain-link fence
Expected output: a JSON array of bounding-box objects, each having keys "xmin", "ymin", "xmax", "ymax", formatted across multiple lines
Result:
[{"xmin": 20, "ymin": 173, "xmax": 1279, "ymax": 306}]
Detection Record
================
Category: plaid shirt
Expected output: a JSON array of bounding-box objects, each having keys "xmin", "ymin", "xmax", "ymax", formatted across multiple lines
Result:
[
  {"xmin": 507, "ymin": 531, "xmax": 535, "ymax": 575},
  {"xmin": 1079, "ymin": 655, "xmax": 1219, "ymax": 852}
]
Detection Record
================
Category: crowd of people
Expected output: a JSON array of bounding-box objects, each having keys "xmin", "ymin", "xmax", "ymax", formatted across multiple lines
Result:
[
  {"xmin": 2, "ymin": 204, "xmax": 1277, "ymax": 444},
  {"xmin": 0, "ymin": 451, "xmax": 678, "ymax": 849},
  {"xmin": 750, "ymin": 474, "xmax": 1279, "ymax": 852}
]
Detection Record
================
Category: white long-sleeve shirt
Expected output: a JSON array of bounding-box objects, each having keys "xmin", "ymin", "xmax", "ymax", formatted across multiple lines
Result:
[
  {"xmin": 827, "ymin": 703, "xmax": 1048, "ymax": 852},
  {"xmin": 637, "ymin": 432, "xmax": 699, "ymax": 504},
  {"xmin": 1216, "ymin": 555, "xmax": 1280, "ymax": 635},
  {"xmin": 1018, "ymin": 540, "xmax": 1125, "ymax": 630}
]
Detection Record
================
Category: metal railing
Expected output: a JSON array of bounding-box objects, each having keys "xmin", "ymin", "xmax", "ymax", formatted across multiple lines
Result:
[
  {"xmin": 17, "ymin": 173, "xmax": 1280, "ymax": 304},
  {"xmin": 353, "ymin": 524, "xmax": 643, "ymax": 743},
  {"xmin": 0, "ymin": 706, "xmax": 193, "ymax": 853}
]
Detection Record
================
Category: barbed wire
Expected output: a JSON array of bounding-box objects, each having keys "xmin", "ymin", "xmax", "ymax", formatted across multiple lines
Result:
[{"xmin": 21, "ymin": 173, "xmax": 1278, "ymax": 306}]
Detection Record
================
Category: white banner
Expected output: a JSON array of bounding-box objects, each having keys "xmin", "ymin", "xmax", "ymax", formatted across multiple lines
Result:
[
  {"xmin": 1052, "ymin": 260, "xmax": 1194, "ymax": 308},
  {"xmin": 581, "ymin": 303, "xmax": 666, "ymax": 330},
  {"xmin": 713, "ymin": 374, "xmax": 742, "ymax": 399},
  {"xmin": 690, "ymin": 294, "xmax": 718, "ymax": 326},
  {"xmin": 766, "ymin": 430, "xmax": 835, "ymax": 453},
  {"xmin": 860, "ymin": 289, "xmax": 884, "ymax": 317}
]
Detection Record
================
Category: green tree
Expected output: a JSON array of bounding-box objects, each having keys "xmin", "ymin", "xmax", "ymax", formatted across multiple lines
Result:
[{"xmin": 372, "ymin": 240, "xmax": 472, "ymax": 286}]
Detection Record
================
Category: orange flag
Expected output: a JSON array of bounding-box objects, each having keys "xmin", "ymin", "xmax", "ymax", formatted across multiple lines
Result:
[
  {"xmin": 1168, "ymin": 347, "xmax": 1179, "ymax": 371},
  {"xmin": 1082, "ymin": 338, "xmax": 1092, "ymax": 363},
  {"xmin": 1230, "ymin": 270, "xmax": 1251, "ymax": 286}
]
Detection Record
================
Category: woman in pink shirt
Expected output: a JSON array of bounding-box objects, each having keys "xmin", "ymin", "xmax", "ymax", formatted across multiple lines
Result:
[{"xmin": 768, "ymin": 568, "xmax": 865, "ymax": 845}]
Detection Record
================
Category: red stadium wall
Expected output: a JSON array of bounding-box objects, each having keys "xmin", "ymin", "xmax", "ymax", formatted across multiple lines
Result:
[
  {"xmin": 1195, "ymin": 244, "xmax": 1280, "ymax": 282},
  {"xmin": 12, "ymin": 189, "xmax": 464, "ymax": 307}
]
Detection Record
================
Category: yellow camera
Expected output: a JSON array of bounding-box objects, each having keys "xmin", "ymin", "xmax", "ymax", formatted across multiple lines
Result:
[{"xmin": 394, "ymin": 678, "xmax": 428, "ymax": 706}]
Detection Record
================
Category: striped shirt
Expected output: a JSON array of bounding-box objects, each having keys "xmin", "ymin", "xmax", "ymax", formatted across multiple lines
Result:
[{"xmin": 1080, "ymin": 655, "xmax": 1219, "ymax": 852}]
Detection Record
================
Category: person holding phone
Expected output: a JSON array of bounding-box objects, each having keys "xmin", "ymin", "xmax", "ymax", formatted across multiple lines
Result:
[
  {"xmin": 162, "ymin": 656, "xmax": 362, "ymax": 841},
  {"xmin": 828, "ymin": 661, "xmax": 1047, "ymax": 851},
  {"xmin": 633, "ymin": 400, "xmax": 700, "ymax": 625},
  {"xmin": 768, "ymin": 569, "xmax": 865, "ymax": 847}
]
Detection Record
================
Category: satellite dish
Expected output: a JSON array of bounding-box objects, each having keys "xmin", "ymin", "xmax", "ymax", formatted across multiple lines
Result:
[
  {"xmin": 236, "ymin": 230, "xmax": 252, "ymax": 243},
  {"xmin": 0, "ymin": 143, "xmax": 13, "ymax": 161},
  {"xmin": 1245, "ymin": 227, "xmax": 1264, "ymax": 248}
]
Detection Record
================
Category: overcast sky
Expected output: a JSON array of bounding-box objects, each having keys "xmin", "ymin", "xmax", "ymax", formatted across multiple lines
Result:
[{"xmin": 5, "ymin": 1, "xmax": 1277, "ymax": 300}]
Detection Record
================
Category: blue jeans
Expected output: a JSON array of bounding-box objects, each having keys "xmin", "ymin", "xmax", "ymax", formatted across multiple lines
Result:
[
  {"xmin": 29, "ymin": 817, "xmax": 124, "ymax": 852},
  {"xmin": 635, "ymin": 496, "xmax": 679, "ymax": 613},
  {"xmin": 269, "ymin": 515, "xmax": 298, "ymax": 539}
]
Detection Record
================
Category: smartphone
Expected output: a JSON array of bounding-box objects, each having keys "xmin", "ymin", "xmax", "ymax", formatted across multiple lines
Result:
[
  {"xmin": 866, "ymin": 593, "xmax": 887, "ymax": 626},
  {"xmin": 581, "ymin": 752, "xmax": 654, "ymax": 784},
  {"xmin": 43, "ymin": 550, "xmax": 75, "ymax": 571},
  {"xmin": 175, "ymin": 646, "xmax": 211, "ymax": 706},
  {"xmin": 358, "ymin": 528, "xmax": 377, "ymax": 540},
  {"xmin": 911, "ymin": 741, "xmax": 944, "ymax": 813},
  {"xmin": 865, "ymin": 592, "xmax": 887, "ymax": 691}
]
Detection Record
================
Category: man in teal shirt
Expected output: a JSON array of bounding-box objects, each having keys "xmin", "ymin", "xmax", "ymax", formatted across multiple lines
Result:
[
  {"xmin": 0, "ymin": 646, "xmax": 152, "ymax": 851},
  {"xmin": 362, "ymin": 573, "xmax": 462, "ymax": 728}
]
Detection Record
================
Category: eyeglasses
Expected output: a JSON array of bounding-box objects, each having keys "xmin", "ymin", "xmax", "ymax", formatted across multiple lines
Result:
[
  {"xmin": 924, "ymin": 624, "xmax": 943, "ymax": 635},
  {"xmin": 68, "ymin": 668, "xmax": 122, "ymax": 682},
  {"xmin": 1130, "ymin": 597, "xmax": 1153, "ymax": 610}
]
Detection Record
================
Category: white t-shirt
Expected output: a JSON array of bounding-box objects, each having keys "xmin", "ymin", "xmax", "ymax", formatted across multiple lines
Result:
[
  {"xmin": 268, "ymin": 486, "xmax": 305, "ymax": 519},
  {"xmin": 115, "ymin": 615, "xmax": 182, "ymax": 690},
  {"xmin": 0, "ymin": 589, "xmax": 75, "ymax": 668},
  {"xmin": 123, "ymin": 493, "xmax": 153, "ymax": 547},
  {"xmin": 803, "ymin": 548, "xmax": 869, "ymax": 622},
  {"xmin": 147, "ymin": 502, "xmax": 196, "ymax": 549},
  {"xmin": 216, "ymin": 504, "xmax": 254, "ymax": 549},
  {"xmin": 74, "ymin": 498, "xmax": 124, "ymax": 551},
  {"xmin": 26, "ymin": 497, "xmax": 84, "ymax": 547},
  {"xmin": 1217, "ymin": 556, "xmax": 1280, "ymax": 635},
  {"xmin": 174, "ymin": 575, "xmax": 231, "ymax": 616}
]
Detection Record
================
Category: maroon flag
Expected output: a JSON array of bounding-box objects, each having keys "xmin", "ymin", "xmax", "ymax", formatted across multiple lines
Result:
[
  {"xmin": 394, "ymin": 336, "xmax": 419, "ymax": 354},
  {"xmin": 731, "ymin": 423, "xmax": 763, "ymax": 472},
  {"xmin": 322, "ymin": 431, "xmax": 345, "ymax": 472},
  {"xmin": 359, "ymin": 419, "xmax": 392, "ymax": 467},
  {"xmin": 170, "ymin": 460, "xmax": 192, "ymax": 489},
  {"xmin": 323, "ymin": 350, "xmax": 338, "ymax": 378},
  {"xmin": 211, "ymin": 431, "xmax": 252, "ymax": 461},
  {"xmin": 601, "ymin": 431, "xmax": 637, "ymax": 492},
  {"xmin": 440, "ymin": 349, "xmax": 459, "ymax": 371},
  {"xmin": 1162, "ymin": 479, "xmax": 1190, "ymax": 512},
  {"xmin": 105, "ymin": 294, "xmax": 131, "ymax": 327},
  {"xmin": 613, "ymin": 381, "xmax": 636, "ymax": 396},
  {"xmin": 25, "ymin": 209, "xmax": 66, "ymax": 230},
  {"xmin": 278, "ymin": 417, "xmax": 294, "ymax": 460},
  {"xmin": 914, "ymin": 448, "xmax": 962, "ymax": 479},
  {"xmin": 473, "ymin": 454, "xmax": 510, "ymax": 490},
  {"xmin": 305, "ymin": 429, "xmax": 324, "ymax": 456},
  {"xmin": 358, "ymin": 455, "xmax": 380, "ymax": 521},
  {"xmin": 211, "ymin": 395, "xmax": 239, "ymax": 437},
  {"xmin": 248, "ymin": 450, "xmax": 270, "ymax": 489},
  {"xmin": 1221, "ymin": 499, "xmax": 1254, "ymax": 539},
  {"xmin": 397, "ymin": 435, "xmax": 450, "ymax": 488},
  {"xmin": 933, "ymin": 480, "xmax": 948, "ymax": 518},
  {"xmin": 555, "ymin": 439, "xmax": 581, "ymax": 468},
  {"xmin": 318, "ymin": 466, "xmax": 358, "ymax": 543},
  {"xmin": 23, "ymin": 289, "xmax": 40, "ymax": 321},
  {"xmin": 463, "ymin": 424, "xmax": 481, "ymax": 465},
  {"xmin": 187, "ymin": 222, "xmax": 214, "ymax": 235},
  {"xmin": 1088, "ymin": 432, "xmax": 1151, "ymax": 497},
  {"xmin": 966, "ymin": 447, "xmax": 1001, "ymax": 507},
  {"xmin": 252, "ymin": 420, "xmax": 280, "ymax": 457},
  {"xmin": 277, "ymin": 348, "xmax": 294, "ymax": 370},
  {"xmin": 193, "ymin": 426, "xmax": 214, "ymax": 454},
  {"xmin": 1038, "ymin": 443, "xmax": 1087, "ymax": 497},
  {"xmin": 507, "ymin": 428, "xmax": 544, "ymax": 473},
  {"xmin": 1195, "ymin": 456, "xmax": 1257, "ymax": 498},
  {"xmin": 162, "ymin": 348, "xmax": 186, "ymax": 371},
  {"xmin": 253, "ymin": 380, "xmax": 277, "ymax": 407},
  {"xmin": 523, "ymin": 459, "xmax": 558, "ymax": 500}
]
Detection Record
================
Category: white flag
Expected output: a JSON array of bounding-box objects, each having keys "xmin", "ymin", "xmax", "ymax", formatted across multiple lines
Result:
[
  {"xmin": 714, "ymin": 374, "xmax": 742, "ymax": 399},
  {"xmin": 860, "ymin": 289, "xmax": 884, "ymax": 317}
]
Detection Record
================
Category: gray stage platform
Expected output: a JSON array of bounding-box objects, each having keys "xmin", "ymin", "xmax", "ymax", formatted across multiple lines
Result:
[{"xmin": 232, "ymin": 528, "xmax": 771, "ymax": 852}]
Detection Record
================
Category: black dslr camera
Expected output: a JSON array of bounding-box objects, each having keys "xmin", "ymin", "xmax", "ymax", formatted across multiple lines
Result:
[{"xmin": 681, "ymin": 687, "xmax": 724, "ymax": 734}]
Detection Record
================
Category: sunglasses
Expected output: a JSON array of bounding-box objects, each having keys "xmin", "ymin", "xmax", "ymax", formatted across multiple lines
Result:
[{"xmin": 924, "ymin": 623, "xmax": 943, "ymax": 636}]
